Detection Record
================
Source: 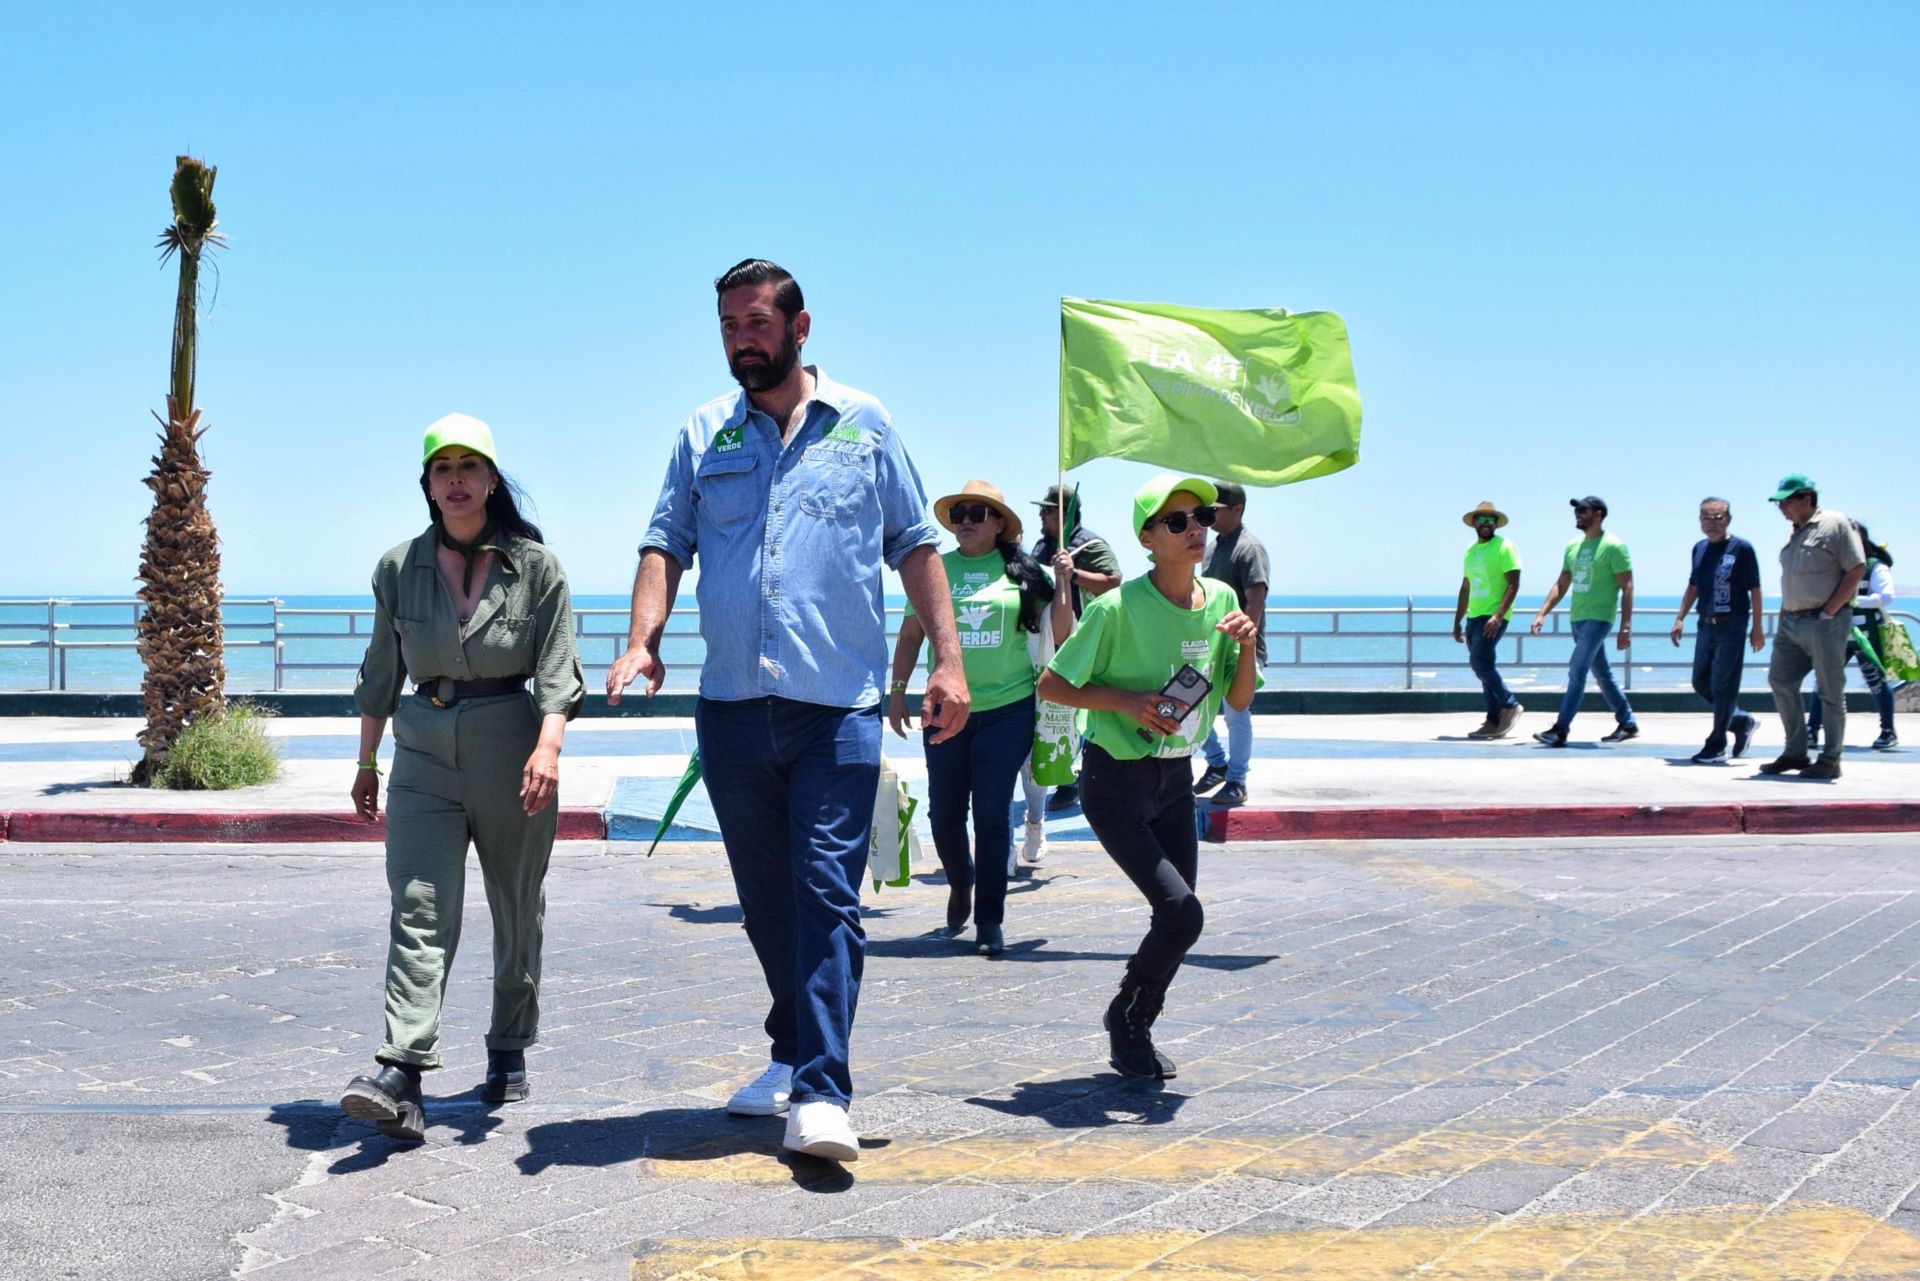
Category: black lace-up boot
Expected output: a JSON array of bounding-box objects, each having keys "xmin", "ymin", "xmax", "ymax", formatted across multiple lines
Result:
[{"xmin": 1103, "ymin": 976, "xmax": 1161, "ymax": 1078}]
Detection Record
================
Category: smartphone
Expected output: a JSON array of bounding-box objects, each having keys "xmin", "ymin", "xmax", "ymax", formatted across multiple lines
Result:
[{"xmin": 1136, "ymin": 663, "xmax": 1214, "ymax": 742}]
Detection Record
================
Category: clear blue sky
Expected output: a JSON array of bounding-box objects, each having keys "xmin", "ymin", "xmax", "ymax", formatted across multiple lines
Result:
[{"xmin": 6, "ymin": 3, "xmax": 1916, "ymax": 599}]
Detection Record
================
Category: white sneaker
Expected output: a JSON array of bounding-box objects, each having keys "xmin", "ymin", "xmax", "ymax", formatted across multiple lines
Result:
[
  {"xmin": 726, "ymin": 1062, "xmax": 792, "ymax": 1116},
  {"xmin": 782, "ymin": 1099, "xmax": 859, "ymax": 1162},
  {"xmin": 1019, "ymin": 822, "xmax": 1047, "ymax": 867}
]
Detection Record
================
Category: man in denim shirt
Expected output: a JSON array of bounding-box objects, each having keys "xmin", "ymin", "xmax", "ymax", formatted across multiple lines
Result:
[{"xmin": 609, "ymin": 260, "xmax": 968, "ymax": 1163}]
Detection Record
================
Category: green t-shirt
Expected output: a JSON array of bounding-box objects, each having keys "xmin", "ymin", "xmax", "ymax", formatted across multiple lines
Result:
[
  {"xmin": 1463, "ymin": 537, "xmax": 1522, "ymax": 620},
  {"xmin": 1046, "ymin": 574, "xmax": 1247, "ymax": 761},
  {"xmin": 905, "ymin": 550, "xmax": 1044, "ymax": 713},
  {"xmin": 1564, "ymin": 533, "xmax": 1632, "ymax": 624}
]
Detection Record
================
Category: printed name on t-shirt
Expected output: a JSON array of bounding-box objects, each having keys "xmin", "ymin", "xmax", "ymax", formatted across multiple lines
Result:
[{"xmin": 1180, "ymin": 639, "xmax": 1210, "ymax": 663}]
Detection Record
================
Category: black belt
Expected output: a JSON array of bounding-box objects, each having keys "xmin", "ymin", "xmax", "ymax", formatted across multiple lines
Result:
[
  {"xmin": 414, "ymin": 675, "xmax": 527, "ymax": 708},
  {"xmin": 1782, "ymin": 608, "xmax": 1828, "ymax": 619}
]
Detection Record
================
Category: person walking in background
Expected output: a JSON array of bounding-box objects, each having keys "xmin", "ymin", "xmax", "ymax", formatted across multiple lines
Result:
[
  {"xmin": 1193, "ymin": 481, "xmax": 1269, "ymax": 806},
  {"xmin": 1760, "ymin": 473, "xmax": 1866, "ymax": 780},
  {"xmin": 1038, "ymin": 474, "xmax": 1260, "ymax": 1080},
  {"xmin": 1452, "ymin": 501, "xmax": 1523, "ymax": 739},
  {"xmin": 608, "ymin": 259, "xmax": 968, "ymax": 1163},
  {"xmin": 1668, "ymin": 496, "xmax": 1764, "ymax": 764},
  {"xmin": 1807, "ymin": 520, "xmax": 1897, "ymax": 752},
  {"xmin": 1031, "ymin": 483, "xmax": 1121, "ymax": 816},
  {"xmin": 340, "ymin": 414, "xmax": 585, "ymax": 1143},
  {"xmin": 1530, "ymin": 496, "xmax": 1637, "ymax": 748},
  {"xmin": 889, "ymin": 480, "xmax": 1071, "ymax": 956}
]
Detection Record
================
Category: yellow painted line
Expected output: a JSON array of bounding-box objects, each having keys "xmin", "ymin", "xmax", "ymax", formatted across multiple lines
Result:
[
  {"xmin": 631, "ymin": 1208, "xmax": 1920, "ymax": 1280},
  {"xmin": 632, "ymin": 1116, "xmax": 1726, "ymax": 1186},
  {"xmin": 1336, "ymin": 849, "xmax": 1522, "ymax": 904}
]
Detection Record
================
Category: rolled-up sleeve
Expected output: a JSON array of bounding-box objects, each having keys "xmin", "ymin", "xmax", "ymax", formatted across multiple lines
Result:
[
  {"xmin": 875, "ymin": 420, "xmax": 940, "ymax": 571},
  {"xmin": 640, "ymin": 421, "xmax": 700, "ymax": 569},
  {"xmin": 530, "ymin": 556, "xmax": 585, "ymax": 720},
  {"xmin": 353, "ymin": 571, "xmax": 407, "ymax": 718}
]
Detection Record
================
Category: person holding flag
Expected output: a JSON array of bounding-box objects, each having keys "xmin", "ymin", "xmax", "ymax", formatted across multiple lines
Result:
[
  {"xmin": 1038, "ymin": 474, "xmax": 1260, "ymax": 1079},
  {"xmin": 889, "ymin": 480, "xmax": 1072, "ymax": 955}
]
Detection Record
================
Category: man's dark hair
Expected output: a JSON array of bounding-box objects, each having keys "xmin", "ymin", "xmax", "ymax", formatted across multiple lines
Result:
[
  {"xmin": 714, "ymin": 259, "xmax": 804, "ymax": 321},
  {"xmin": 1215, "ymin": 480, "xmax": 1247, "ymax": 508},
  {"xmin": 1701, "ymin": 495, "xmax": 1730, "ymax": 515}
]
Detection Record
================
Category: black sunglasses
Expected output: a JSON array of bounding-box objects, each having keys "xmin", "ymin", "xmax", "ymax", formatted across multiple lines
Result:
[
  {"xmin": 947, "ymin": 502, "xmax": 995, "ymax": 525},
  {"xmin": 1573, "ymin": 505, "xmax": 1600, "ymax": 514},
  {"xmin": 1146, "ymin": 506, "xmax": 1218, "ymax": 534}
]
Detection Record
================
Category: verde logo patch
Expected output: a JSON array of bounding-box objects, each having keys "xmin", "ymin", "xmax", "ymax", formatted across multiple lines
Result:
[
  {"xmin": 712, "ymin": 427, "xmax": 745, "ymax": 454},
  {"xmin": 826, "ymin": 420, "xmax": 862, "ymax": 444}
]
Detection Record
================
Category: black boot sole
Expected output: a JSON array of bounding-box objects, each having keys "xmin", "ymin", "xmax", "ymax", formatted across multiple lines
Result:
[
  {"xmin": 377, "ymin": 1100, "xmax": 427, "ymax": 1142},
  {"xmin": 482, "ymin": 1077, "xmax": 531, "ymax": 1104}
]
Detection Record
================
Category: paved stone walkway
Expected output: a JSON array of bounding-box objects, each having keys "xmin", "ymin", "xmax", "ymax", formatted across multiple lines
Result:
[{"xmin": 6, "ymin": 834, "xmax": 1920, "ymax": 1278}]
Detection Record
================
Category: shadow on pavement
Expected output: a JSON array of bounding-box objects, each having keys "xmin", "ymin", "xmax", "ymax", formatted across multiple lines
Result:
[
  {"xmin": 660, "ymin": 902, "xmax": 744, "ymax": 925},
  {"xmin": 266, "ymin": 1094, "xmax": 506, "ymax": 1174},
  {"xmin": 866, "ymin": 934, "xmax": 1276, "ymax": 972},
  {"xmin": 968, "ymin": 1076, "xmax": 1189, "ymax": 1128},
  {"xmin": 515, "ymin": 1106, "xmax": 886, "ymax": 1192}
]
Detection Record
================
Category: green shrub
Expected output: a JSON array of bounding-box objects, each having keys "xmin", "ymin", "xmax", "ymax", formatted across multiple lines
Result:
[{"xmin": 150, "ymin": 702, "xmax": 282, "ymax": 790}]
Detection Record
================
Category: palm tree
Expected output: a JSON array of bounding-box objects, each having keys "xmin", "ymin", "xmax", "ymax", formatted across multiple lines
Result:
[{"xmin": 133, "ymin": 156, "xmax": 228, "ymax": 784}]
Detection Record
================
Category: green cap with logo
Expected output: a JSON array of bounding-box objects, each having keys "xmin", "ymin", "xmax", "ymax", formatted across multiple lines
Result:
[
  {"xmin": 1769, "ymin": 471, "xmax": 1816, "ymax": 501},
  {"xmin": 422, "ymin": 413, "xmax": 500, "ymax": 468},
  {"xmin": 1132, "ymin": 472, "xmax": 1220, "ymax": 537}
]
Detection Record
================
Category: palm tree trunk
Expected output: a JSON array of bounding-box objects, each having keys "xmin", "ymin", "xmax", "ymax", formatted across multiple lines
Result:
[{"xmin": 133, "ymin": 157, "xmax": 226, "ymax": 784}]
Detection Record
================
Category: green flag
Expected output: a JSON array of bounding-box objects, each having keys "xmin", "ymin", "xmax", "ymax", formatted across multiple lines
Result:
[
  {"xmin": 1058, "ymin": 298, "xmax": 1361, "ymax": 486},
  {"xmin": 646, "ymin": 750, "xmax": 704, "ymax": 858}
]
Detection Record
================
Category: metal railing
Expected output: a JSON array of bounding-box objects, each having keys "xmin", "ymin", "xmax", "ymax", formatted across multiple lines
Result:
[{"xmin": 3, "ymin": 597, "xmax": 1914, "ymax": 694}]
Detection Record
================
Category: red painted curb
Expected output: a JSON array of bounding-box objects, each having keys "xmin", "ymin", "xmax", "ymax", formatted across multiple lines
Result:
[
  {"xmin": 3, "ymin": 808, "xmax": 608, "ymax": 844},
  {"xmin": 1740, "ymin": 802, "xmax": 1920, "ymax": 835},
  {"xmin": 1209, "ymin": 804, "xmax": 1746, "ymax": 842}
]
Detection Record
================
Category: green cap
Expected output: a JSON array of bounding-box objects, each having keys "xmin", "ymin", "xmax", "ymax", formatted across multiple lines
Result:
[
  {"xmin": 1769, "ymin": 471, "xmax": 1816, "ymax": 501},
  {"xmin": 422, "ymin": 413, "xmax": 499, "ymax": 468},
  {"xmin": 1132, "ymin": 472, "xmax": 1220, "ymax": 537}
]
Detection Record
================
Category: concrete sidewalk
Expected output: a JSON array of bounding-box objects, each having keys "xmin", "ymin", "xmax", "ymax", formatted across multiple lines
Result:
[{"xmin": 0, "ymin": 712, "xmax": 1913, "ymax": 843}]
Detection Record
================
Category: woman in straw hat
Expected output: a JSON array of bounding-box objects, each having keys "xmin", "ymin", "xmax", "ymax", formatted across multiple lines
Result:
[
  {"xmin": 888, "ymin": 479, "xmax": 1072, "ymax": 955},
  {"xmin": 339, "ymin": 413, "xmax": 584, "ymax": 1141},
  {"xmin": 1038, "ymin": 473, "xmax": 1260, "ymax": 1079}
]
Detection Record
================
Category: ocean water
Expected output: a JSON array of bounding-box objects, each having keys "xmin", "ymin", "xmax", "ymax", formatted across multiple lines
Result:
[{"xmin": 0, "ymin": 593, "xmax": 1794, "ymax": 694}]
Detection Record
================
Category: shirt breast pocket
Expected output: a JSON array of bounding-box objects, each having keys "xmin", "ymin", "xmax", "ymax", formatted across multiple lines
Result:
[
  {"xmin": 796, "ymin": 445, "xmax": 871, "ymax": 519},
  {"xmin": 696, "ymin": 451, "xmax": 764, "ymax": 528}
]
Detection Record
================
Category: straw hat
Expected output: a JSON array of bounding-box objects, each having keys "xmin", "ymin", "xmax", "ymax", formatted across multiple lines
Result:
[
  {"xmin": 935, "ymin": 479, "xmax": 1022, "ymax": 542},
  {"xmin": 1461, "ymin": 501, "xmax": 1508, "ymax": 530}
]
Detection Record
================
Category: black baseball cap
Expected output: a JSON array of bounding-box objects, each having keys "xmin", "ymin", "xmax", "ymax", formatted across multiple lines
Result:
[{"xmin": 1569, "ymin": 495, "xmax": 1608, "ymax": 515}]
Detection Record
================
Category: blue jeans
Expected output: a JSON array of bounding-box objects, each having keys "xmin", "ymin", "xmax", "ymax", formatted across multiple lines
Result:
[
  {"xmin": 1808, "ymin": 640, "xmax": 1896, "ymax": 735},
  {"xmin": 1691, "ymin": 616, "xmax": 1755, "ymax": 753},
  {"xmin": 1556, "ymin": 619, "xmax": 1634, "ymax": 730},
  {"xmin": 924, "ymin": 696, "xmax": 1035, "ymax": 928},
  {"xmin": 696, "ymin": 697, "xmax": 880, "ymax": 1108},
  {"xmin": 1201, "ymin": 700, "xmax": 1254, "ymax": 785},
  {"xmin": 1464, "ymin": 616, "xmax": 1517, "ymax": 716}
]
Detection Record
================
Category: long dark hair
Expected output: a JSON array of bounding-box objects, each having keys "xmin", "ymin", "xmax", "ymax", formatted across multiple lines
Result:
[
  {"xmin": 997, "ymin": 539, "xmax": 1055, "ymax": 634},
  {"xmin": 420, "ymin": 464, "xmax": 545, "ymax": 544},
  {"xmin": 1856, "ymin": 521, "xmax": 1892, "ymax": 568}
]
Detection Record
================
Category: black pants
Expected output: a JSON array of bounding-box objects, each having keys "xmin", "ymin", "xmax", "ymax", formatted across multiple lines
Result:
[{"xmin": 1079, "ymin": 743, "xmax": 1205, "ymax": 987}]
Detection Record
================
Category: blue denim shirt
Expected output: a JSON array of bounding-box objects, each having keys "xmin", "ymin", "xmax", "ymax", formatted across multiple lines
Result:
[{"xmin": 641, "ymin": 368, "xmax": 940, "ymax": 707}]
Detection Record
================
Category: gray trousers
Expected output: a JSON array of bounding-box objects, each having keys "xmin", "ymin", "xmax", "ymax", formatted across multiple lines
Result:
[
  {"xmin": 377, "ymin": 693, "xmax": 555, "ymax": 1069},
  {"xmin": 1768, "ymin": 612, "xmax": 1851, "ymax": 764}
]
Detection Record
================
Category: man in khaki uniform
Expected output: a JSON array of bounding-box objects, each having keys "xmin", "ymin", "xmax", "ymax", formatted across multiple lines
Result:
[{"xmin": 1759, "ymin": 472, "xmax": 1866, "ymax": 780}]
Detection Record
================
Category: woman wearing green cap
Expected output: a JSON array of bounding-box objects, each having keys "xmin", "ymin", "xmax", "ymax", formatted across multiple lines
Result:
[
  {"xmin": 339, "ymin": 413, "xmax": 584, "ymax": 1142},
  {"xmin": 1037, "ymin": 473, "xmax": 1260, "ymax": 1079}
]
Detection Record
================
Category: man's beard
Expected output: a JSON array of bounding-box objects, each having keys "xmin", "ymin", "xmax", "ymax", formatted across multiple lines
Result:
[{"xmin": 729, "ymin": 323, "xmax": 800, "ymax": 392}]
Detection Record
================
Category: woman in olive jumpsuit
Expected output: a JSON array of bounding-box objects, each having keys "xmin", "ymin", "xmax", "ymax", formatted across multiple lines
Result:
[{"xmin": 339, "ymin": 414, "xmax": 584, "ymax": 1141}]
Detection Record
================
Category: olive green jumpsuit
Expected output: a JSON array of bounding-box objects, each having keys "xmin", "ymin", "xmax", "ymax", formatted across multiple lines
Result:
[{"xmin": 354, "ymin": 529, "xmax": 585, "ymax": 1069}]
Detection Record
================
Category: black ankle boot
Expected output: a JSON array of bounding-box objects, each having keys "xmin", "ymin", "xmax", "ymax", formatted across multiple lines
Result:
[
  {"xmin": 340, "ymin": 1062, "xmax": 426, "ymax": 1141},
  {"xmin": 1134, "ymin": 979, "xmax": 1178, "ymax": 1079},
  {"xmin": 484, "ymin": 1048, "xmax": 530, "ymax": 1103},
  {"xmin": 1103, "ymin": 977, "xmax": 1162, "ymax": 1079}
]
